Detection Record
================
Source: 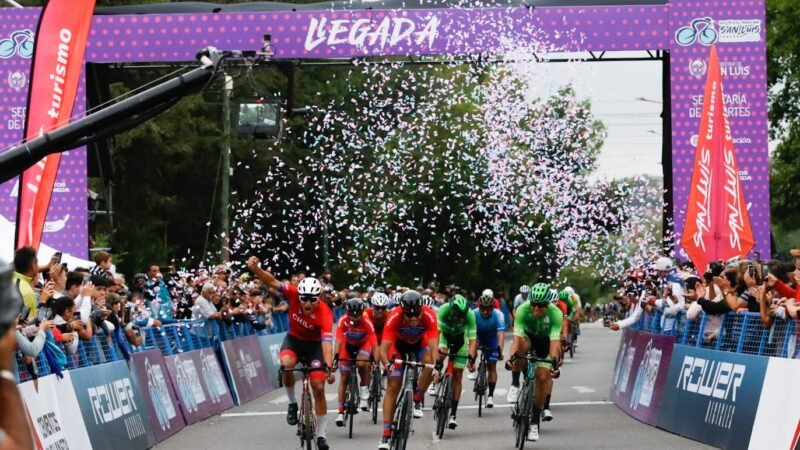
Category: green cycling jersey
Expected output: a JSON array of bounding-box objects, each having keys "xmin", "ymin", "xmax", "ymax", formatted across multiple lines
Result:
[
  {"xmin": 513, "ymin": 302, "xmax": 562, "ymax": 341},
  {"xmin": 437, "ymin": 302, "xmax": 477, "ymax": 340}
]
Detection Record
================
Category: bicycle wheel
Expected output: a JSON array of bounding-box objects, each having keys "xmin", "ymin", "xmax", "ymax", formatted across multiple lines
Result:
[
  {"xmin": 349, "ymin": 374, "xmax": 359, "ymax": 438},
  {"xmin": 435, "ymin": 376, "xmax": 451, "ymax": 439},
  {"xmin": 370, "ymin": 369, "xmax": 381, "ymax": 425},
  {"xmin": 569, "ymin": 339, "xmax": 575, "ymax": 358},
  {"xmin": 518, "ymin": 381, "xmax": 536, "ymax": 450},
  {"xmin": 301, "ymin": 391, "xmax": 314, "ymax": 450},
  {"xmin": 391, "ymin": 390, "xmax": 412, "ymax": 450},
  {"xmin": 476, "ymin": 362, "xmax": 487, "ymax": 417},
  {"xmin": 514, "ymin": 385, "xmax": 529, "ymax": 450}
]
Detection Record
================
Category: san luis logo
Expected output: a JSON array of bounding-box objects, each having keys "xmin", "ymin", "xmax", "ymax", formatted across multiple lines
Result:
[{"xmin": 675, "ymin": 17, "xmax": 761, "ymax": 47}]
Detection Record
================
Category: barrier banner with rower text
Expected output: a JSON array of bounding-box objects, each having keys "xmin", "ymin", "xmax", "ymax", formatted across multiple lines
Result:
[
  {"xmin": 69, "ymin": 360, "xmax": 156, "ymax": 450},
  {"xmin": 610, "ymin": 328, "xmax": 675, "ymax": 426},
  {"xmin": 130, "ymin": 349, "xmax": 186, "ymax": 443},
  {"xmin": 657, "ymin": 345, "xmax": 768, "ymax": 450}
]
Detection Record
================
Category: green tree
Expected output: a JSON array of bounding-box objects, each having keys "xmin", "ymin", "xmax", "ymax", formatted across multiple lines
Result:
[{"xmin": 767, "ymin": 0, "xmax": 800, "ymax": 258}]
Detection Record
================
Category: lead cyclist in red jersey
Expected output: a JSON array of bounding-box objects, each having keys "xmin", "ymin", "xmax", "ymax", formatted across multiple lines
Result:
[
  {"xmin": 247, "ymin": 256, "xmax": 335, "ymax": 450},
  {"xmin": 378, "ymin": 290, "xmax": 438, "ymax": 450}
]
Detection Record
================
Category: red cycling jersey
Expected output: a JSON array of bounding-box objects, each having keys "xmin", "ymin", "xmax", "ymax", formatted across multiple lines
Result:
[
  {"xmin": 493, "ymin": 298, "xmax": 501, "ymax": 310},
  {"xmin": 280, "ymin": 283, "xmax": 333, "ymax": 342},
  {"xmin": 336, "ymin": 314, "xmax": 377, "ymax": 347},
  {"xmin": 365, "ymin": 308, "xmax": 387, "ymax": 338},
  {"xmin": 382, "ymin": 306, "xmax": 438, "ymax": 345}
]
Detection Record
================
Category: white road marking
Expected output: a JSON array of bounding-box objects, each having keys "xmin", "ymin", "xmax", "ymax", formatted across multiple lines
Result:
[
  {"xmin": 220, "ymin": 400, "xmax": 613, "ymax": 418},
  {"xmin": 572, "ymin": 386, "xmax": 597, "ymax": 394}
]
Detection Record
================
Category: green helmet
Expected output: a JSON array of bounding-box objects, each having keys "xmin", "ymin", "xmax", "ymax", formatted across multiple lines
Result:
[
  {"xmin": 558, "ymin": 289, "xmax": 571, "ymax": 301},
  {"xmin": 528, "ymin": 283, "xmax": 550, "ymax": 304},
  {"xmin": 451, "ymin": 294, "xmax": 469, "ymax": 315}
]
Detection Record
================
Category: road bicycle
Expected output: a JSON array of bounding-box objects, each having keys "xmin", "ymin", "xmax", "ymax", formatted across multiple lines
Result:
[
  {"xmin": 368, "ymin": 361, "xmax": 383, "ymax": 424},
  {"xmin": 389, "ymin": 356, "xmax": 435, "ymax": 450},
  {"xmin": 472, "ymin": 346, "xmax": 492, "ymax": 417},
  {"xmin": 509, "ymin": 354, "xmax": 553, "ymax": 450},
  {"xmin": 432, "ymin": 351, "xmax": 461, "ymax": 439},
  {"xmin": 278, "ymin": 360, "xmax": 328, "ymax": 450},
  {"xmin": 336, "ymin": 357, "xmax": 363, "ymax": 439},
  {"xmin": 564, "ymin": 320, "xmax": 579, "ymax": 358}
]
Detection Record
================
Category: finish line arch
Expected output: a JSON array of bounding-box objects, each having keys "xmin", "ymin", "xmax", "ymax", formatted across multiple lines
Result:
[{"xmin": 0, "ymin": 0, "xmax": 769, "ymax": 260}]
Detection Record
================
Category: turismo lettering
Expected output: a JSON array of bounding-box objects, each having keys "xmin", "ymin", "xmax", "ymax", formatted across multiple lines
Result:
[
  {"xmin": 304, "ymin": 16, "xmax": 439, "ymax": 52},
  {"xmin": 677, "ymin": 356, "xmax": 745, "ymax": 402},
  {"xmin": 47, "ymin": 28, "xmax": 72, "ymax": 120}
]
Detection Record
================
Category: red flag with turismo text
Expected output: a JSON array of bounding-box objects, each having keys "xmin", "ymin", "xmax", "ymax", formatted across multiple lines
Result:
[
  {"xmin": 14, "ymin": 0, "xmax": 96, "ymax": 251},
  {"xmin": 680, "ymin": 45, "xmax": 755, "ymax": 273}
]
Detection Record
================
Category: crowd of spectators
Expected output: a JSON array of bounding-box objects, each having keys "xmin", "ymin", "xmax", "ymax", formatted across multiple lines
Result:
[
  {"xmin": 606, "ymin": 252, "xmax": 799, "ymax": 358},
  {"xmin": 11, "ymin": 243, "xmax": 798, "ymax": 383},
  {"xmin": 7, "ymin": 246, "xmax": 517, "ymax": 380}
]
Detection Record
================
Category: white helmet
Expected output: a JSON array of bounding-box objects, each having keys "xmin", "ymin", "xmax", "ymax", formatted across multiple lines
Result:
[
  {"xmin": 481, "ymin": 289, "xmax": 494, "ymax": 298},
  {"xmin": 371, "ymin": 293, "xmax": 390, "ymax": 308},
  {"xmin": 519, "ymin": 285, "xmax": 530, "ymax": 294},
  {"xmin": 654, "ymin": 257, "xmax": 674, "ymax": 272},
  {"xmin": 297, "ymin": 277, "xmax": 322, "ymax": 296},
  {"xmin": 564, "ymin": 286, "xmax": 575, "ymax": 296}
]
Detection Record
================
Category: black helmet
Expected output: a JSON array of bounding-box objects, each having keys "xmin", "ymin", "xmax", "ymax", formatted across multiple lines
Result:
[
  {"xmin": 345, "ymin": 298, "xmax": 366, "ymax": 315},
  {"xmin": 400, "ymin": 290, "xmax": 423, "ymax": 315}
]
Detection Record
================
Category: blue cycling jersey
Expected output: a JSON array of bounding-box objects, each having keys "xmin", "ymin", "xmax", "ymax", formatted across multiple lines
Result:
[{"xmin": 473, "ymin": 308, "xmax": 505, "ymax": 337}]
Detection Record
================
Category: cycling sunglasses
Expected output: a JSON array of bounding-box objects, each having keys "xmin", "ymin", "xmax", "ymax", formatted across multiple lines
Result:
[
  {"xmin": 403, "ymin": 308, "xmax": 422, "ymax": 318},
  {"xmin": 532, "ymin": 303, "xmax": 549, "ymax": 309},
  {"xmin": 299, "ymin": 295, "xmax": 319, "ymax": 304}
]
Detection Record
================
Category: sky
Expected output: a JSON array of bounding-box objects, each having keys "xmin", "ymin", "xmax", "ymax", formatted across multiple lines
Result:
[{"xmin": 535, "ymin": 51, "xmax": 665, "ymax": 181}]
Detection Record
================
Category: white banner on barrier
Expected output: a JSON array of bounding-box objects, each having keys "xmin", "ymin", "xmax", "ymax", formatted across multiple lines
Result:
[
  {"xmin": 18, "ymin": 372, "xmax": 93, "ymax": 450},
  {"xmin": 749, "ymin": 357, "xmax": 800, "ymax": 450}
]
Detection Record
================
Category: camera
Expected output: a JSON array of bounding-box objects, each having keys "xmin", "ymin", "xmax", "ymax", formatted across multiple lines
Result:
[
  {"xmin": 602, "ymin": 313, "xmax": 613, "ymax": 327},
  {"xmin": 55, "ymin": 323, "xmax": 72, "ymax": 333}
]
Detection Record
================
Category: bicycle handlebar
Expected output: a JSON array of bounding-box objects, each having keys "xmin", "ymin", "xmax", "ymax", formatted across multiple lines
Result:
[
  {"xmin": 277, "ymin": 364, "xmax": 329, "ymax": 387},
  {"xmin": 391, "ymin": 359, "xmax": 436, "ymax": 369}
]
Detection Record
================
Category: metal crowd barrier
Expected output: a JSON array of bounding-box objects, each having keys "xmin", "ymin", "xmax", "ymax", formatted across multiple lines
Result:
[{"xmin": 632, "ymin": 308, "xmax": 797, "ymax": 358}]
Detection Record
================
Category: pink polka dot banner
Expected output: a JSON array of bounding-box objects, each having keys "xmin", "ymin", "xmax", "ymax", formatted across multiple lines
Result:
[
  {"xmin": 0, "ymin": 1, "xmax": 769, "ymax": 260},
  {"xmin": 669, "ymin": 0, "xmax": 770, "ymax": 260}
]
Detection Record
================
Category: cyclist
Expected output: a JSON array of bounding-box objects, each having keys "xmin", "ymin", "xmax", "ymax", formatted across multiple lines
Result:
[
  {"xmin": 511, "ymin": 285, "xmax": 530, "ymax": 322},
  {"xmin": 335, "ymin": 299, "xmax": 378, "ymax": 427},
  {"xmin": 246, "ymin": 257, "xmax": 335, "ymax": 450},
  {"xmin": 421, "ymin": 294, "xmax": 438, "ymax": 311},
  {"xmin": 366, "ymin": 293, "xmax": 391, "ymax": 342},
  {"xmin": 505, "ymin": 283, "xmax": 562, "ymax": 443},
  {"xmin": 378, "ymin": 290, "xmax": 439, "ymax": 450},
  {"xmin": 433, "ymin": 294, "xmax": 477, "ymax": 429},
  {"xmin": 473, "ymin": 293, "xmax": 505, "ymax": 408}
]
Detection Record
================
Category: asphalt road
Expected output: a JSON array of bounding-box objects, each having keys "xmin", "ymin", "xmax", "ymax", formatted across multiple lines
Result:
[{"xmin": 156, "ymin": 322, "xmax": 713, "ymax": 450}]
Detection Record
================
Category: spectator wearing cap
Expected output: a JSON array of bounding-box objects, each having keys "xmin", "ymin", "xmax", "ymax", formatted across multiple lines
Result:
[
  {"xmin": 12, "ymin": 246, "xmax": 39, "ymax": 320},
  {"xmin": 653, "ymin": 257, "xmax": 686, "ymax": 334}
]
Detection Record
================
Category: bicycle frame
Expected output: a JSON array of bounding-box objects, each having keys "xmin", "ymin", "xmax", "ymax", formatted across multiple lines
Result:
[
  {"xmin": 337, "ymin": 357, "xmax": 368, "ymax": 439},
  {"xmin": 510, "ymin": 354, "xmax": 552, "ymax": 450},
  {"xmin": 278, "ymin": 363, "xmax": 328, "ymax": 449},
  {"xmin": 390, "ymin": 357, "xmax": 435, "ymax": 450}
]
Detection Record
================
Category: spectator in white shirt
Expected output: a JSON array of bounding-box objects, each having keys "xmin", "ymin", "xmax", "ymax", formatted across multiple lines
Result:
[{"xmin": 192, "ymin": 283, "xmax": 222, "ymax": 320}]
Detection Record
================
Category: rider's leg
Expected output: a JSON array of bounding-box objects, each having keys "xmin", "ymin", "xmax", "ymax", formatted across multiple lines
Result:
[
  {"xmin": 338, "ymin": 370, "xmax": 351, "ymax": 413},
  {"xmin": 487, "ymin": 362, "xmax": 498, "ymax": 396},
  {"xmin": 382, "ymin": 376, "xmax": 402, "ymax": 438},
  {"xmin": 532, "ymin": 366, "xmax": 549, "ymax": 427},
  {"xmin": 416, "ymin": 348, "xmax": 435, "ymax": 401},
  {"xmin": 311, "ymin": 378, "xmax": 329, "ymax": 438},
  {"xmin": 280, "ymin": 352, "xmax": 298, "ymax": 403},
  {"xmin": 452, "ymin": 368, "xmax": 463, "ymax": 417},
  {"xmin": 545, "ymin": 376, "xmax": 553, "ymax": 410},
  {"xmin": 356, "ymin": 353, "xmax": 371, "ymax": 387}
]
